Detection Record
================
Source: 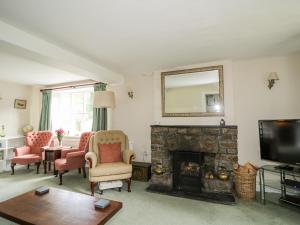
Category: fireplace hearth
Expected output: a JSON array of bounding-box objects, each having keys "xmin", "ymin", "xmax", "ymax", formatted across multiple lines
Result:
[{"xmin": 147, "ymin": 125, "xmax": 238, "ymax": 204}]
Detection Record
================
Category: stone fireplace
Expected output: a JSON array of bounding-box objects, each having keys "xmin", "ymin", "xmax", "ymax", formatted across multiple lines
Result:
[{"xmin": 148, "ymin": 125, "xmax": 238, "ymax": 203}]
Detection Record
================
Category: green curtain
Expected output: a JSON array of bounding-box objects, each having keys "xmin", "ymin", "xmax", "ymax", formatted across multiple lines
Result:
[
  {"xmin": 38, "ymin": 90, "xmax": 52, "ymax": 131},
  {"xmin": 92, "ymin": 83, "xmax": 107, "ymax": 131}
]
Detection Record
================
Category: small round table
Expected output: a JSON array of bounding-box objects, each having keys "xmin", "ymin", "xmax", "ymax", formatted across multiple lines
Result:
[{"xmin": 44, "ymin": 147, "xmax": 62, "ymax": 175}]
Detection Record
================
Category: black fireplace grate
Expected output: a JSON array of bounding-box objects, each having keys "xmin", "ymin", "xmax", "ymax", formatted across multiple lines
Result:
[{"xmin": 172, "ymin": 151, "xmax": 203, "ymax": 193}]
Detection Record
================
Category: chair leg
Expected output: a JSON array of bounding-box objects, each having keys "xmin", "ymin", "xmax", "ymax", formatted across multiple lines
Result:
[
  {"xmin": 43, "ymin": 160, "xmax": 47, "ymax": 174},
  {"xmin": 36, "ymin": 162, "xmax": 41, "ymax": 174},
  {"xmin": 78, "ymin": 168, "xmax": 81, "ymax": 174},
  {"xmin": 11, "ymin": 163, "xmax": 16, "ymax": 175},
  {"xmin": 59, "ymin": 172, "xmax": 63, "ymax": 185},
  {"xmin": 126, "ymin": 178, "xmax": 132, "ymax": 192},
  {"xmin": 27, "ymin": 164, "xmax": 30, "ymax": 170},
  {"xmin": 82, "ymin": 167, "xmax": 86, "ymax": 178},
  {"xmin": 90, "ymin": 182, "xmax": 96, "ymax": 196}
]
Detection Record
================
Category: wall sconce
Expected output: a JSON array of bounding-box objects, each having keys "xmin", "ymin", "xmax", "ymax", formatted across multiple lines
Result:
[
  {"xmin": 267, "ymin": 72, "xmax": 279, "ymax": 89},
  {"xmin": 127, "ymin": 88, "xmax": 134, "ymax": 99}
]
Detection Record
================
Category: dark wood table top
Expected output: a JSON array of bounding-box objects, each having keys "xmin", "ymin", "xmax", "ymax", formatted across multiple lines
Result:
[{"xmin": 0, "ymin": 188, "xmax": 122, "ymax": 225}]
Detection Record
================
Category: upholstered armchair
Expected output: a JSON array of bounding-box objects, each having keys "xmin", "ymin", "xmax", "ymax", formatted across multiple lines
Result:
[
  {"xmin": 85, "ymin": 130, "xmax": 135, "ymax": 196},
  {"xmin": 11, "ymin": 131, "xmax": 53, "ymax": 175},
  {"xmin": 54, "ymin": 132, "xmax": 93, "ymax": 185}
]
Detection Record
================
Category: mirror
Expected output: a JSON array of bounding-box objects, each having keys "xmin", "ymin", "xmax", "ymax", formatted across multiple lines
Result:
[{"xmin": 161, "ymin": 65, "xmax": 224, "ymax": 117}]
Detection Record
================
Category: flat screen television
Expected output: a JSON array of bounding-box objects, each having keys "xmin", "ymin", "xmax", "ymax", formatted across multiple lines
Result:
[{"xmin": 259, "ymin": 119, "xmax": 300, "ymax": 166}]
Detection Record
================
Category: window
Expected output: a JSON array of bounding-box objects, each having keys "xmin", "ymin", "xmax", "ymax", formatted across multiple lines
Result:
[{"xmin": 51, "ymin": 87, "xmax": 93, "ymax": 136}]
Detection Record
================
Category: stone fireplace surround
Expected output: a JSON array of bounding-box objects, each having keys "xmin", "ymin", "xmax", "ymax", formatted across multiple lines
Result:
[{"xmin": 148, "ymin": 125, "xmax": 238, "ymax": 203}]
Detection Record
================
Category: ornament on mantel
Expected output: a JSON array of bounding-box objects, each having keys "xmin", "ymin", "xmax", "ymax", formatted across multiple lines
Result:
[{"xmin": 220, "ymin": 119, "xmax": 226, "ymax": 127}]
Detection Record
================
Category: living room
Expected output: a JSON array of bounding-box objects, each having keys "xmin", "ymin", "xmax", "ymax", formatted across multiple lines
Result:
[{"xmin": 0, "ymin": 1, "xmax": 300, "ymax": 225}]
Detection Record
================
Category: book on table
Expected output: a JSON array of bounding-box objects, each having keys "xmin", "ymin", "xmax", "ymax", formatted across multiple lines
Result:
[{"xmin": 95, "ymin": 199, "xmax": 111, "ymax": 209}]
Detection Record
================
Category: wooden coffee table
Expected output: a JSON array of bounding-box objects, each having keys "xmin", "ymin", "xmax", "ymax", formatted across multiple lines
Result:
[{"xmin": 0, "ymin": 188, "xmax": 122, "ymax": 225}]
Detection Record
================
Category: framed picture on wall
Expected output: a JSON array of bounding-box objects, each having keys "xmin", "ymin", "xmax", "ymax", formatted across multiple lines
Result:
[
  {"xmin": 205, "ymin": 94, "xmax": 220, "ymax": 113},
  {"xmin": 14, "ymin": 99, "xmax": 27, "ymax": 109}
]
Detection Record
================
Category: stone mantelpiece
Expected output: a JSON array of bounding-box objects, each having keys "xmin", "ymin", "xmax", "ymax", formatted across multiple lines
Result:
[{"xmin": 150, "ymin": 125, "xmax": 238, "ymax": 193}]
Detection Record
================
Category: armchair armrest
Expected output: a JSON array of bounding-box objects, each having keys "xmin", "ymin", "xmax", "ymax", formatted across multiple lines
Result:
[
  {"xmin": 85, "ymin": 152, "xmax": 97, "ymax": 168},
  {"xmin": 66, "ymin": 151, "xmax": 85, "ymax": 159},
  {"xmin": 66, "ymin": 151, "xmax": 85, "ymax": 165},
  {"xmin": 122, "ymin": 149, "xmax": 135, "ymax": 164},
  {"xmin": 61, "ymin": 148, "xmax": 79, "ymax": 158},
  {"xmin": 14, "ymin": 146, "xmax": 30, "ymax": 156}
]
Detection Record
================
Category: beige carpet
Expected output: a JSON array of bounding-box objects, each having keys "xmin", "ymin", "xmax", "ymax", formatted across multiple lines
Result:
[{"xmin": 0, "ymin": 167, "xmax": 300, "ymax": 225}]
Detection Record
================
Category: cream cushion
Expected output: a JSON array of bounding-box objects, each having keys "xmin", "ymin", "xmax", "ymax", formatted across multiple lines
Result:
[{"xmin": 90, "ymin": 162, "xmax": 132, "ymax": 177}]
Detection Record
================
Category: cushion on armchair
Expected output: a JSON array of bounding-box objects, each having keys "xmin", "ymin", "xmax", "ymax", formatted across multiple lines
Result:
[{"xmin": 98, "ymin": 143, "xmax": 122, "ymax": 163}]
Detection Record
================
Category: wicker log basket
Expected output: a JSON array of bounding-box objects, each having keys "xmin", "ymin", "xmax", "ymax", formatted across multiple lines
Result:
[{"xmin": 233, "ymin": 162, "xmax": 258, "ymax": 200}]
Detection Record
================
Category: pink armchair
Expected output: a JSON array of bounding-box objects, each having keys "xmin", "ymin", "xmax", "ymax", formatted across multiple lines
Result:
[
  {"xmin": 11, "ymin": 131, "xmax": 53, "ymax": 175},
  {"xmin": 54, "ymin": 132, "xmax": 93, "ymax": 185}
]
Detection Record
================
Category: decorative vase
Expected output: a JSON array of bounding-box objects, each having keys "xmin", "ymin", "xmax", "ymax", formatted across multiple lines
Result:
[
  {"xmin": 0, "ymin": 125, "xmax": 6, "ymax": 138},
  {"xmin": 217, "ymin": 166, "xmax": 229, "ymax": 180},
  {"xmin": 153, "ymin": 164, "xmax": 165, "ymax": 175},
  {"xmin": 57, "ymin": 135, "xmax": 63, "ymax": 147}
]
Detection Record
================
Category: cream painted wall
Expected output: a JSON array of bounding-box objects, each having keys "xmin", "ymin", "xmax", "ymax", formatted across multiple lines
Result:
[
  {"xmin": 29, "ymin": 86, "xmax": 42, "ymax": 131},
  {"xmin": 110, "ymin": 60, "xmax": 234, "ymax": 162},
  {"xmin": 233, "ymin": 53, "xmax": 300, "ymax": 166},
  {"xmin": 112, "ymin": 54, "xmax": 300, "ymax": 166},
  {"xmin": 165, "ymin": 83, "xmax": 219, "ymax": 113},
  {"xmin": 0, "ymin": 81, "xmax": 31, "ymax": 136},
  {"xmin": 11, "ymin": 54, "xmax": 298, "ymax": 166},
  {"xmin": 110, "ymin": 74, "xmax": 153, "ymax": 162}
]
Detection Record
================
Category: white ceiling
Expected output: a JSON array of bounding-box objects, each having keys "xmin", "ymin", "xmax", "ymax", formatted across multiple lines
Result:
[
  {"xmin": 0, "ymin": 0, "xmax": 300, "ymax": 77},
  {"xmin": 0, "ymin": 47, "xmax": 86, "ymax": 86},
  {"xmin": 165, "ymin": 71, "xmax": 219, "ymax": 88}
]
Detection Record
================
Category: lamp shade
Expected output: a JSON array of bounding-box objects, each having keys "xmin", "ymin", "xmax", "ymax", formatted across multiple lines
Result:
[
  {"xmin": 268, "ymin": 72, "xmax": 279, "ymax": 80},
  {"xmin": 93, "ymin": 91, "xmax": 115, "ymax": 108}
]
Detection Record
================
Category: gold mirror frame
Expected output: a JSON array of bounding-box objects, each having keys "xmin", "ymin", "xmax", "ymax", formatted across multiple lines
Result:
[{"xmin": 161, "ymin": 65, "xmax": 224, "ymax": 117}]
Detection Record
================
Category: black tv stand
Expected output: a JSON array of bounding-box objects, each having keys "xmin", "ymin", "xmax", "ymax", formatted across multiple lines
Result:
[
  {"xmin": 259, "ymin": 165, "xmax": 300, "ymax": 207},
  {"xmin": 274, "ymin": 165, "xmax": 294, "ymax": 171}
]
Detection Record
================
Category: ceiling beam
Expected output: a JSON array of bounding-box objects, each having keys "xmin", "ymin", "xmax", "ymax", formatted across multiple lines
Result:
[{"xmin": 0, "ymin": 20, "xmax": 124, "ymax": 84}]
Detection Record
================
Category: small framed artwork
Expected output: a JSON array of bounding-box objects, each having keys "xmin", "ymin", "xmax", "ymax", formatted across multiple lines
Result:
[
  {"xmin": 206, "ymin": 94, "xmax": 220, "ymax": 113},
  {"xmin": 14, "ymin": 99, "xmax": 27, "ymax": 109}
]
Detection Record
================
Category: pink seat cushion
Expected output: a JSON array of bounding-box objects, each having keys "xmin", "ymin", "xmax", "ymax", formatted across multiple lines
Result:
[
  {"xmin": 11, "ymin": 154, "xmax": 41, "ymax": 165},
  {"xmin": 98, "ymin": 143, "xmax": 122, "ymax": 163},
  {"xmin": 55, "ymin": 158, "xmax": 67, "ymax": 171}
]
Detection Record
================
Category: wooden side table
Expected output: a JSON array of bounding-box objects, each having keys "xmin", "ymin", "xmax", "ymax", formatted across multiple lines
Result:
[
  {"xmin": 44, "ymin": 147, "xmax": 62, "ymax": 175},
  {"xmin": 132, "ymin": 161, "xmax": 151, "ymax": 182}
]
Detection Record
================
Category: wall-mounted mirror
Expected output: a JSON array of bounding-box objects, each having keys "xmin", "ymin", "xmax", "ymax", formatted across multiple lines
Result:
[{"xmin": 161, "ymin": 65, "xmax": 224, "ymax": 117}]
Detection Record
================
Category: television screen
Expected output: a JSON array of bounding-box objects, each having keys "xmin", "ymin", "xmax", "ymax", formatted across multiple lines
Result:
[{"xmin": 259, "ymin": 120, "xmax": 300, "ymax": 165}]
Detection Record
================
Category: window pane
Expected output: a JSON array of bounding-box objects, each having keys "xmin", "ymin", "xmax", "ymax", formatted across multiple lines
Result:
[
  {"xmin": 83, "ymin": 114, "xmax": 93, "ymax": 131},
  {"xmin": 51, "ymin": 87, "xmax": 93, "ymax": 137},
  {"xmin": 72, "ymin": 92, "xmax": 84, "ymax": 113},
  {"xmin": 71, "ymin": 114, "xmax": 84, "ymax": 136}
]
